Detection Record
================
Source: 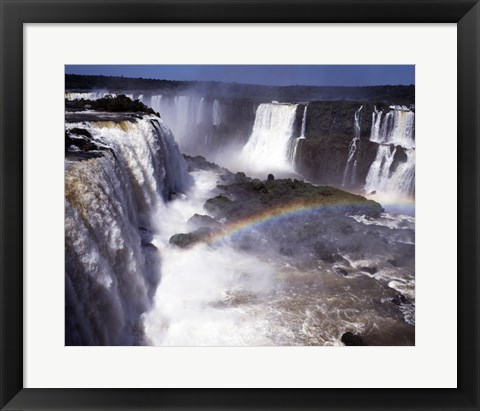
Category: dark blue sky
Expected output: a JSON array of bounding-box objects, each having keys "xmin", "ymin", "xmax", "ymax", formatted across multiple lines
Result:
[{"xmin": 65, "ymin": 65, "xmax": 414, "ymax": 87}]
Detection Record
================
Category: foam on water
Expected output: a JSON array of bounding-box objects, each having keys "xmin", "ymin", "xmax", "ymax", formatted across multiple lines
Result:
[
  {"xmin": 350, "ymin": 213, "xmax": 415, "ymax": 230},
  {"xmin": 143, "ymin": 169, "xmax": 278, "ymax": 345}
]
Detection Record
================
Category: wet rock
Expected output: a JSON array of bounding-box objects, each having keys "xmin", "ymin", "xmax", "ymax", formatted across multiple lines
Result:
[
  {"xmin": 204, "ymin": 195, "xmax": 234, "ymax": 217},
  {"xmin": 235, "ymin": 172, "xmax": 249, "ymax": 183},
  {"xmin": 334, "ymin": 267, "xmax": 349, "ymax": 277},
  {"xmin": 141, "ymin": 241, "xmax": 157, "ymax": 250},
  {"xmin": 169, "ymin": 227, "xmax": 213, "ymax": 248},
  {"xmin": 313, "ymin": 241, "xmax": 339, "ymax": 263},
  {"xmin": 251, "ymin": 179, "xmax": 265, "ymax": 192},
  {"xmin": 187, "ymin": 214, "xmax": 221, "ymax": 229},
  {"xmin": 391, "ymin": 293, "xmax": 410, "ymax": 306},
  {"xmin": 69, "ymin": 127, "xmax": 92, "ymax": 139},
  {"xmin": 341, "ymin": 332, "xmax": 367, "ymax": 346},
  {"xmin": 183, "ymin": 154, "xmax": 220, "ymax": 172}
]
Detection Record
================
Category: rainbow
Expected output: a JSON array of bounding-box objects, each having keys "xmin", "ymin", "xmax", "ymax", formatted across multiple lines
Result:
[{"xmin": 205, "ymin": 196, "xmax": 383, "ymax": 245}]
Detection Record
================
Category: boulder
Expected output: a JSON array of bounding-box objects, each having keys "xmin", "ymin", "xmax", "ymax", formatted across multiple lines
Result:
[
  {"xmin": 341, "ymin": 332, "xmax": 367, "ymax": 346},
  {"xmin": 169, "ymin": 227, "xmax": 213, "ymax": 248},
  {"xmin": 391, "ymin": 293, "xmax": 411, "ymax": 306},
  {"xmin": 187, "ymin": 214, "xmax": 221, "ymax": 230},
  {"xmin": 204, "ymin": 195, "xmax": 234, "ymax": 217}
]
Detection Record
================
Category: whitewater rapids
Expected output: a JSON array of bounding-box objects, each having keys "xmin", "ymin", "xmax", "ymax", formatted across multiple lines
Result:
[{"xmin": 142, "ymin": 169, "xmax": 415, "ymax": 346}]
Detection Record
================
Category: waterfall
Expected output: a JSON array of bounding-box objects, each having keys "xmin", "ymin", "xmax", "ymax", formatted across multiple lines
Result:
[
  {"xmin": 287, "ymin": 104, "xmax": 308, "ymax": 166},
  {"xmin": 365, "ymin": 107, "xmax": 415, "ymax": 199},
  {"xmin": 151, "ymin": 95, "xmax": 162, "ymax": 113},
  {"xmin": 370, "ymin": 106, "xmax": 383, "ymax": 142},
  {"xmin": 212, "ymin": 99, "xmax": 221, "ymax": 125},
  {"xmin": 387, "ymin": 149, "xmax": 415, "ymax": 196},
  {"xmin": 151, "ymin": 95, "xmax": 179, "ymax": 133},
  {"xmin": 65, "ymin": 92, "xmax": 117, "ymax": 100},
  {"xmin": 370, "ymin": 108, "xmax": 415, "ymax": 149},
  {"xmin": 197, "ymin": 97, "xmax": 206, "ymax": 124},
  {"xmin": 364, "ymin": 145, "xmax": 398, "ymax": 194},
  {"xmin": 365, "ymin": 146, "xmax": 415, "ymax": 197},
  {"xmin": 150, "ymin": 95, "xmax": 211, "ymax": 150},
  {"xmin": 242, "ymin": 103, "xmax": 298, "ymax": 171},
  {"xmin": 342, "ymin": 106, "xmax": 363, "ymax": 187},
  {"xmin": 65, "ymin": 115, "xmax": 192, "ymax": 345},
  {"xmin": 174, "ymin": 96, "xmax": 193, "ymax": 140}
]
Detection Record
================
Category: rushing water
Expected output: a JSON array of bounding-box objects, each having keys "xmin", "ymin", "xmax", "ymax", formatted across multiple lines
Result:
[
  {"xmin": 241, "ymin": 103, "xmax": 298, "ymax": 172},
  {"xmin": 342, "ymin": 106, "xmax": 363, "ymax": 187},
  {"xmin": 142, "ymin": 168, "xmax": 415, "ymax": 346},
  {"xmin": 65, "ymin": 100, "xmax": 415, "ymax": 346},
  {"xmin": 65, "ymin": 114, "xmax": 192, "ymax": 345},
  {"xmin": 365, "ymin": 107, "xmax": 415, "ymax": 204},
  {"xmin": 287, "ymin": 104, "xmax": 307, "ymax": 166}
]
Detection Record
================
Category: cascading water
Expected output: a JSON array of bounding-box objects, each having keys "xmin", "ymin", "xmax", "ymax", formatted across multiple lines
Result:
[
  {"xmin": 212, "ymin": 99, "xmax": 221, "ymax": 125},
  {"xmin": 65, "ymin": 114, "xmax": 192, "ymax": 345},
  {"xmin": 149, "ymin": 95, "xmax": 213, "ymax": 152},
  {"xmin": 342, "ymin": 106, "xmax": 363, "ymax": 187},
  {"xmin": 364, "ymin": 145, "xmax": 398, "ymax": 193},
  {"xmin": 174, "ymin": 96, "xmax": 193, "ymax": 141},
  {"xmin": 242, "ymin": 102, "xmax": 298, "ymax": 171},
  {"xmin": 389, "ymin": 149, "xmax": 415, "ymax": 196},
  {"xmin": 300, "ymin": 104, "xmax": 307, "ymax": 138},
  {"xmin": 197, "ymin": 97, "xmax": 206, "ymax": 124},
  {"xmin": 65, "ymin": 92, "xmax": 117, "ymax": 100},
  {"xmin": 287, "ymin": 104, "xmax": 308, "ymax": 166},
  {"xmin": 151, "ymin": 95, "xmax": 163, "ymax": 112},
  {"xmin": 370, "ymin": 108, "xmax": 415, "ymax": 149},
  {"xmin": 365, "ymin": 107, "xmax": 415, "ymax": 202},
  {"xmin": 370, "ymin": 106, "xmax": 383, "ymax": 142}
]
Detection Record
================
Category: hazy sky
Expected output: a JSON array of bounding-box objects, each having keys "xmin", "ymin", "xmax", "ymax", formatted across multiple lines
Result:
[{"xmin": 65, "ymin": 65, "xmax": 414, "ymax": 87}]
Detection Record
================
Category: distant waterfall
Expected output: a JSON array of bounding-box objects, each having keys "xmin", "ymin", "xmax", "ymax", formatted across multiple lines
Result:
[
  {"xmin": 370, "ymin": 106, "xmax": 383, "ymax": 142},
  {"xmin": 149, "ymin": 95, "xmax": 214, "ymax": 149},
  {"xmin": 65, "ymin": 92, "xmax": 117, "ymax": 100},
  {"xmin": 365, "ymin": 107, "xmax": 415, "ymax": 198},
  {"xmin": 342, "ymin": 106, "xmax": 363, "ymax": 187},
  {"xmin": 151, "ymin": 95, "xmax": 163, "ymax": 112},
  {"xmin": 300, "ymin": 104, "xmax": 307, "ymax": 138},
  {"xmin": 287, "ymin": 104, "xmax": 308, "ymax": 166},
  {"xmin": 212, "ymin": 99, "xmax": 221, "ymax": 125},
  {"xmin": 370, "ymin": 107, "xmax": 415, "ymax": 149},
  {"xmin": 65, "ymin": 115, "xmax": 192, "ymax": 345},
  {"xmin": 364, "ymin": 145, "xmax": 398, "ymax": 193},
  {"xmin": 197, "ymin": 97, "xmax": 206, "ymax": 124},
  {"xmin": 242, "ymin": 103, "xmax": 298, "ymax": 170},
  {"xmin": 174, "ymin": 96, "xmax": 194, "ymax": 140}
]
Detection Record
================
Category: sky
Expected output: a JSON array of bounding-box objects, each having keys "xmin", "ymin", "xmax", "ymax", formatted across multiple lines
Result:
[{"xmin": 65, "ymin": 65, "xmax": 414, "ymax": 87}]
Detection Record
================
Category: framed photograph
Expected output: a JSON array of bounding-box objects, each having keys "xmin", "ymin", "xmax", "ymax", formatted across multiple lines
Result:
[{"xmin": 1, "ymin": 0, "xmax": 479, "ymax": 410}]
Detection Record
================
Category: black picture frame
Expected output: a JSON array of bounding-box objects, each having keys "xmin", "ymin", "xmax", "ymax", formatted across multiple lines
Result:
[{"xmin": 1, "ymin": 1, "xmax": 479, "ymax": 410}]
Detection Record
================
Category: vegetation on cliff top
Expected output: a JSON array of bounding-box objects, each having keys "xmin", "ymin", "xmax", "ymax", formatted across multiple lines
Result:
[
  {"xmin": 66, "ymin": 74, "xmax": 415, "ymax": 104},
  {"xmin": 66, "ymin": 94, "xmax": 157, "ymax": 115}
]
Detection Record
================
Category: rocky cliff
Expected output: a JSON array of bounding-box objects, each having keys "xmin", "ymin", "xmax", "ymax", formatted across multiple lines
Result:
[{"xmin": 294, "ymin": 102, "xmax": 380, "ymax": 189}]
